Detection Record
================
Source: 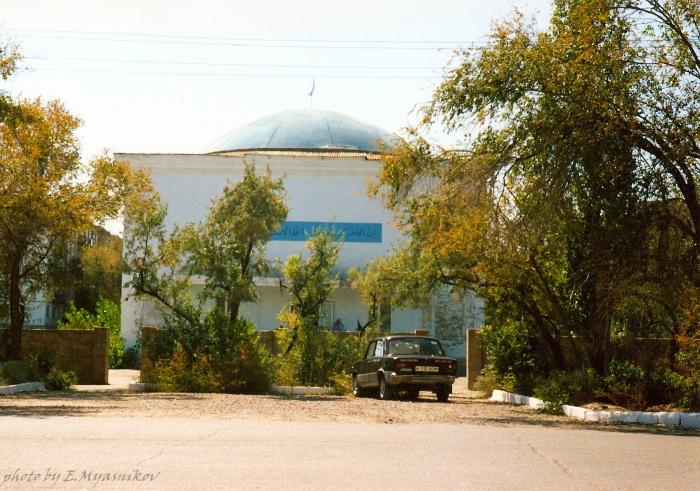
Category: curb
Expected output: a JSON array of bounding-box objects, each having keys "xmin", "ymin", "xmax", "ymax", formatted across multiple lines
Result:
[
  {"xmin": 270, "ymin": 385, "xmax": 335, "ymax": 396},
  {"xmin": 490, "ymin": 390, "xmax": 700, "ymax": 429},
  {"xmin": 0, "ymin": 382, "xmax": 47, "ymax": 395}
]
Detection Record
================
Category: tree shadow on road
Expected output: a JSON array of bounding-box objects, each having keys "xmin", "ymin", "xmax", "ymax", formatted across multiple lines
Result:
[{"xmin": 0, "ymin": 391, "xmax": 205, "ymax": 418}]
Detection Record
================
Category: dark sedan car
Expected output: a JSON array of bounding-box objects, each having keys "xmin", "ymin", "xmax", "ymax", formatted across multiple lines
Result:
[{"xmin": 352, "ymin": 335, "xmax": 458, "ymax": 402}]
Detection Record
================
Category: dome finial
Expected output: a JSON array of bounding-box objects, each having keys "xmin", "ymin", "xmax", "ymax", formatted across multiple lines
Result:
[{"xmin": 307, "ymin": 78, "xmax": 315, "ymax": 109}]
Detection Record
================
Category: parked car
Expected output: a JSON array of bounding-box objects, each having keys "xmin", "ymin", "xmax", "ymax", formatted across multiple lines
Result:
[{"xmin": 352, "ymin": 335, "xmax": 458, "ymax": 402}]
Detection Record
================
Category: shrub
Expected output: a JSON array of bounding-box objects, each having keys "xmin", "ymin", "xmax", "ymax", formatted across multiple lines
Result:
[
  {"xmin": 27, "ymin": 348, "xmax": 56, "ymax": 377},
  {"xmin": 143, "ymin": 314, "xmax": 274, "ymax": 394},
  {"xmin": 532, "ymin": 370, "xmax": 601, "ymax": 414},
  {"xmin": 602, "ymin": 362, "xmax": 693, "ymax": 410},
  {"xmin": 43, "ymin": 368, "xmax": 77, "ymax": 391},
  {"xmin": 217, "ymin": 342, "xmax": 275, "ymax": 394},
  {"xmin": 0, "ymin": 360, "xmax": 37, "ymax": 384},
  {"xmin": 480, "ymin": 321, "xmax": 538, "ymax": 393},
  {"xmin": 151, "ymin": 349, "xmax": 220, "ymax": 393},
  {"xmin": 331, "ymin": 371, "xmax": 353, "ymax": 395},
  {"xmin": 679, "ymin": 376, "xmax": 700, "ymax": 410},
  {"xmin": 121, "ymin": 344, "xmax": 140, "ymax": 369},
  {"xmin": 472, "ymin": 371, "xmax": 498, "ymax": 398},
  {"xmin": 275, "ymin": 328, "xmax": 363, "ymax": 388},
  {"xmin": 604, "ymin": 360, "xmax": 648, "ymax": 409}
]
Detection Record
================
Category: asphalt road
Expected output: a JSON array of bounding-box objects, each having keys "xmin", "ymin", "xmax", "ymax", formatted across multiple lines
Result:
[{"xmin": 1, "ymin": 415, "xmax": 698, "ymax": 490}]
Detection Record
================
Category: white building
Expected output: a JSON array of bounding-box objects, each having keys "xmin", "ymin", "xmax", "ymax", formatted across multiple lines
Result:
[{"xmin": 119, "ymin": 109, "xmax": 482, "ymax": 360}]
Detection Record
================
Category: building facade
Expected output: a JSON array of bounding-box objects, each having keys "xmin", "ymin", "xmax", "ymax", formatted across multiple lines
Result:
[{"xmin": 119, "ymin": 109, "xmax": 482, "ymax": 359}]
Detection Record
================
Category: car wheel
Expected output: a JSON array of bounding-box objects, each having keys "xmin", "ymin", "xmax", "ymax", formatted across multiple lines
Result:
[
  {"xmin": 407, "ymin": 388, "xmax": 420, "ymax": 401},
  {"xmin": 352, "ymin": 375, "xmax": 365, "ymax": 397},
  {"xmin": 378, "ymin": 374, "xmax": 393, "ymax": 400},
  {"xmin": 436, "ymin": 386, "xmax": 449, "ymax": 403}
]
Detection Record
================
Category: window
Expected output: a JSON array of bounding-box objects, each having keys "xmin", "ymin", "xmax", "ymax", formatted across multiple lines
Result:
[
  {"xmin": 319, "ymin": 302, "xmax": 333, "ymax": 329},
  {"xmin": 365, "ymin": 341, "xmax": 376, "ymax": 359},
  {"xmin": 374, "ymin": 340, "xmax": 384, "ymax": 357},
  {"xmin": 387, "ymin": 338, "xmax": 444, "ymax": 356}
]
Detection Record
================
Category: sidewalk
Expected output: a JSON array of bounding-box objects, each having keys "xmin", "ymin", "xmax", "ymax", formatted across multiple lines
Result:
[{"xmin": 74, "ymin": 369, "xmax": 139, "ymax": 392}]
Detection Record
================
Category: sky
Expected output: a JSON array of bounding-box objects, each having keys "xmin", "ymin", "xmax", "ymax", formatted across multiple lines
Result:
[{"xmin": 2, "ymin": 0, "xmax": 553, "ymax": 160}]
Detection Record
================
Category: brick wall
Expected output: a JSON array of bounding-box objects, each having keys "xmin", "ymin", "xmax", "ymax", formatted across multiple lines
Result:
[{"xmin": 2, "ymin": 328, "xmax": 109, "ymax": 384}]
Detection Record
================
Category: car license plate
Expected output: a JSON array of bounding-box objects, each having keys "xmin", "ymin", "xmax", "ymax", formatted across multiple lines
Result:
[{"xmin": 415, "ymin": 366, "xmax": 439, "ymax": 373}]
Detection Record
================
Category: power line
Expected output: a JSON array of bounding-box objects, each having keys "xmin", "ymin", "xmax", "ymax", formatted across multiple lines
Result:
[
  {"xmin": 12, "ymin": 33, "xmax": 470, "ymax": 50},
  {"xmin": 26, "ymin": 56, "xmax": 445, "ymax": 71},
  {"xmin": 29, "ymin": 67, "xmax": 443, "ymax": 80},
  {"xmin": 4, "ymin": 27, "xmax": 481, "ymax": 46}
]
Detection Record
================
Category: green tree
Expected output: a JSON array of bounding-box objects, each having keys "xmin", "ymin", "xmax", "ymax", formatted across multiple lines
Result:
[
  {"xmin": 368, "ymin": 0, "xmax": 700, "ymax": 375},
  {"xmin": 124, "ymin": 163, "xmax": 288, "ymax": 325},
  {"xmin": 0, "ymin": 41, "xmax": 19, "ymax": 123},
  {"xmin": 123, "ymin": 164, "xmax": 286, "ymax": 393},
  {"xmin": 185, "ymin": 165, "xmax": 288, "ymax": 323},
  {"xmin": 0, "ymin": 98, "xmax": 141, "ymax": 359},
  {"xmin": 278, "ymin": 230, "xmax": 341, "ymax": 356},
  {"xmin": 76, "ymin": 233, "xmax": 123, "ymax": 308}
]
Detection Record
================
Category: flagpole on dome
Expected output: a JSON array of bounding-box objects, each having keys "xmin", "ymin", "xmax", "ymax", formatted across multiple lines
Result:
[{"xmin": 308, "ymin": 78, "xmax": 315, "ymax": 109}]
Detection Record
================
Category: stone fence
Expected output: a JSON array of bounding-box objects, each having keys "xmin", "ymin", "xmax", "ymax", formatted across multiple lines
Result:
[{"xmin": 1, "ymin": 328, "xmax": 109, "ymax": 384}]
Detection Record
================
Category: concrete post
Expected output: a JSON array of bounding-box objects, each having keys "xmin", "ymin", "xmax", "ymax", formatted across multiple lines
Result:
[
  {"xmin": 466, "ymin": 328, "xmax": 485, "ymax": 390},
  {"xmin": 92, "ymin": 327, "xmax": 110, "ymax": 384}
]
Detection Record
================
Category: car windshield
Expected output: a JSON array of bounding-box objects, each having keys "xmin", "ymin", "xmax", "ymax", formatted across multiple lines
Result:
[{"xmin": 387, "ymin": 338, "xmax": 444, "ymax": 356}]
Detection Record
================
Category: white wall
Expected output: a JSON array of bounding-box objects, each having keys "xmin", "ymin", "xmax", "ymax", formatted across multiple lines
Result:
[{"xmin": 118, "ymin": 152, "xmax": 482, "ymax": 356}]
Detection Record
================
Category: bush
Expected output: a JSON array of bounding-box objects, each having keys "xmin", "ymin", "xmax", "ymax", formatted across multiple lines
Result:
[
  {"xmin": 532, "ymin": 370, "xmax": 601, "ymax": 414},
  {"xmin": 151, "ymin": 350, "xmax": 220, "ymax": 393},
  {"xmin": 679, "ymin": 376, "xmax": 700, "ymax": 410},
  {"xmin": 601, "ymin": 361, "xmax": 699, "ymax": 410},
  {"xmin": 0, "ymin": 360, "xmax": 38, "ymax": 384},
  {"xmin": 480, "ymin": 321, "xmax": 538, "ymax": 393},
  {"xmin": 217, "ymin": 342, "xmax": 275, "ymax": 394},
  {"xmin": 43, "ymin": 368, "xmax": 77, "ymax": 391},
  {"xmin": 275, "ymin": 328, "xmax": 363, "ymax": 388},
  {"xmin": 331, "ymin": 371, "xmax": 353, "ymax": 395},
  {"xmin": 27, "ymin": 348, "xmax": 56, "ymax": 377},
  {"xmin": 121, "ymin": 344, "xmax": 140, "ymax": 369},
  {"xmin": 473, "ymin": 371, "xmax": 498, "ymax": 398},
  {"xmin": 143, "ymin": 314, "xmax": 274, "ymax": 394}
]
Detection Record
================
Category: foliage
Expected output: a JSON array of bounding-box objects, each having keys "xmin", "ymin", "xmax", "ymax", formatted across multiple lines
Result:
[
  {"xmin": 124, "ymin": 163, "xmax": 287, "ymax": 326},
  {"xmin": 479, "ymin": 323, "xmax": 538, "ymax": 394},
  {"xmin": 142, "ymin": 314, "xmax": 274, "ymax": 394},
  {"xmin": 276, "ymin": 230, "xmax": 355, "ymax": 386},
  {"xmin": 0, "ymin": 360, "xmax": 37, "ymax": 384},
  {"xmin": 0, "ymin": 93, "xmax": 150, "ymax": 360},
  {"xmin": 122, "ymin": 344, "xmax": 140, "ymax": 369},
  {"xmin": 150, "ymin": 349, "xmax": 220, "ymax": 393},
  {"xmin": 58, "ymin": 297, "xmax": 125, "ymax": 369},
  {"xmin": 472, "ymin": 371, "xmax": 498, "ymax": 398},
  {"xmin": 364, "ymin": 0, "xmax": 700, "ymax": 391},
  {"xmin": 0, "ymin": 349, "xmax": 76, "ymax": 391},
  {"xmin": 43, "ymin": 368, "xmax": 77, "ymax": 391},
  {"xmin": 275, "ymin": 329, "xmax": 364, "ymax": 388},
  {"xmin": 76, "ymin": 233, "xmax": 123, "ymax": 308},
  {"xmin": 123, "ymin": 163, "xmax": 286, "ymax": 393},
  {"xmin": 533, "ymin": 369, "xmax": 601, "ymax": 413}
]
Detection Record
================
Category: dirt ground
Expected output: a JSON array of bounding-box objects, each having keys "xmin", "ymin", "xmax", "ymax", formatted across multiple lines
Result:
[{"xmin": 0, "ymin": 377, "xmax": 694, "ymax": 435}]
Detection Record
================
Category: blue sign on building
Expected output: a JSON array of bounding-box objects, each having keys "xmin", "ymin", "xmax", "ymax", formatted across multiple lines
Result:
[{"xmin": 271, "ymin": 221, "xmax": 382, "ymax": 243}]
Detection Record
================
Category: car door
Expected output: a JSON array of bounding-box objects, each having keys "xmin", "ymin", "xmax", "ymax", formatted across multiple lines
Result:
[
  {"xmin": 364, "ymin": 339, "xmax": 384, "ymax": 388},
  {"xmin": 357, "ymin": 340, "xmax": 376, "ymax": 387}
]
